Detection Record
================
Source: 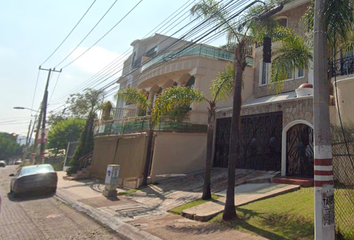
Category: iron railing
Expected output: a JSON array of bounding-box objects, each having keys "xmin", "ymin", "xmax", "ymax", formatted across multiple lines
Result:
[
  {"xmin": 113, "ymin": 108, "xmax": 137, "ymax": 120},
  {"xmin": 78, "ymin": 152, "xmax": 93, "ymax": 170},
  {"xmin": 94, "ymin": 116, "xmax": 207, "ymax": 136},
  {"xmin": 331, "ymin": 56, "xmax": 354, "ymax": 77},
  {"xmin": 141, "ymin": 44, "xmax": 253, "ymax": 72}
]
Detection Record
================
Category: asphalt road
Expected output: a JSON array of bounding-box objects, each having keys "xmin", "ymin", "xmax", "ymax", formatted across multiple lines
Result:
[{"xmin": 0, "ymin": 165, "xmax": 121, "ymax": 240}]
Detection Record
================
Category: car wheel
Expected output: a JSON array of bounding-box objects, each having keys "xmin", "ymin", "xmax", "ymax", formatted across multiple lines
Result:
[
  {"xmin": 10, "ymin": 189, "xmax": 18, "ymax": 198},
  {"xmin": 50, "ymin": 187, "xmax": 57, "ymax": 194}
]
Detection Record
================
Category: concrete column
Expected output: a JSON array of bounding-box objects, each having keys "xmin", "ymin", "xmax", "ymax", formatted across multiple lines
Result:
[
  {"xmin": 313, "ymin": 0, "xmax": 335, "ymax": 239},
  {"xmin": 147, "ymin": 90, "xmax": 155, "ymax": 114}
]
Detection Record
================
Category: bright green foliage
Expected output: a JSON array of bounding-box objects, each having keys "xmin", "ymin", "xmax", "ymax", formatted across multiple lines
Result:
[
  {"xmin": 270, "ymin": 28, "xmax": 313, "ymax": 93},
  {"xmin": 66, "ymin": 88, "xmax": 105, "ymax": 118},
  {"xmin": 116, "ymin": 87, "xmax": 149, "ymax": 111},
  {"xmin": 0, "ymin": 132, "xmax": 23, "ymax": 160},
  {"xmin": 69, "ymin": 112, "xmax": 95, "ymax": 167},
  {"xmin": 47, "ymin": 118, "xmax": 85, "ymax": 154},
  {"xmin": 210, "ymin": 63, "xmax": 234, "ymax": 102},
  {"xmin": 152, "ymin": 86, "xmax": 204, "ymax": 125},
  {"xmin": 302, "ymin": 0, "xmax": 353, "ymax": 48}
]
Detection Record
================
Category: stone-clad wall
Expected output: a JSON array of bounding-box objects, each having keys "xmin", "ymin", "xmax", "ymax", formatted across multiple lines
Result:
[
  {"xmin": 216, "ymin": 97, "xmax": 313, "ymax": 128},
  {"xmin": 253, "ymin": 3, "xmax": 311, "ymax": 98}
]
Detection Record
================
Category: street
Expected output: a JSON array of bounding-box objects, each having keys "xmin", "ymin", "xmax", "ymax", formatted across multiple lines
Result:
[{"xmin": 0, "ymin": 165, "xmax": 121, "ymax": 240}]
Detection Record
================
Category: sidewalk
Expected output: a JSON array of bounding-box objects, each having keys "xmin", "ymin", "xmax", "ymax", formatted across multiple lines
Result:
[{"xmin": 55, "ymin": 170, "xmax": 281, "ymax": 240}]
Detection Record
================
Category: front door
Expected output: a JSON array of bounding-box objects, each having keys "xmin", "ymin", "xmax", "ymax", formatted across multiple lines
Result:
[{"xmin": 286, "ymin": 124, "xmax": 314, "ymax": 177}]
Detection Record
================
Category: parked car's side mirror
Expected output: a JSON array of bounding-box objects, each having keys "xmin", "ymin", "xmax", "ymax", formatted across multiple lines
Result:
[{"xmin": 9, "ymin": 174, "xmax": 14, "ymax": 177}]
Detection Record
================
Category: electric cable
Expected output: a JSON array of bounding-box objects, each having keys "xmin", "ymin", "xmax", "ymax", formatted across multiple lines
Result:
[
  {"xmin": 54, "ymin": 0, "xmax": 120, "ymax": 68},
  {"xmin": 58, "ymin": 0, "xmax": 143, "ymax": 69},
  {"xmin": 49, "ymin": 0, "xmax": 199, "ymax": 103},
  {"xmin": 40, "ymin": 0, "xmax": 97, "ymax": 66}
]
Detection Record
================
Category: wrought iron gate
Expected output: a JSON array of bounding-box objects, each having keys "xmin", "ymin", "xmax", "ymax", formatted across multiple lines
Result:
[
  {"xmin": 214, "ymin": 112, "xmax": 282, "ymax": 171},
  {"xmin": 286, "ymin": 124, "xmax": 314, "ymax": 177}
]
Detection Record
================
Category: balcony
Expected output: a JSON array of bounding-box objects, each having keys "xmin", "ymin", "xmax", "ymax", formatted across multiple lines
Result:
[
  {"xmin": 94, "ymin": 116, "xmax": 207, "ymax": 137},
  {"xmin": 141, "ymin": 44, "xmax": 253, "ymax": 72},
  {"xmin": 331, "ymin": 56, "xmax": 354, "ymax": 77}
]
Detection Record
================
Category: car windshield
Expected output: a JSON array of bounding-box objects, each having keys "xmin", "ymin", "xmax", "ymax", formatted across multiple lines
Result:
[{"xmin": 21, "ymin": 165, "xmax": 54, "ymax": 176}]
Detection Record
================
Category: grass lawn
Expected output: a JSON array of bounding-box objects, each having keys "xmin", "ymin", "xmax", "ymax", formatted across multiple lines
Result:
[
  {"xmin": 168, "ymin": 194, "xmax": 220, "ymax": 215},
  {"xmin": 210, "ymin": 187, "xmax": 354, "ymax": 240}
]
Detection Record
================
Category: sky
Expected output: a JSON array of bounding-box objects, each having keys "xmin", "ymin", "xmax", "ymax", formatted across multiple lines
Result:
[{"xmin": 0, "ymin": 0, "xmax": 228, "ymax": 137}]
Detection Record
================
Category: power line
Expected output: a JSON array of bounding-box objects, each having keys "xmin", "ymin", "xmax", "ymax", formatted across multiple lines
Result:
[
  {"xmin": 48, "ymin": 0, "xmax": 260, "ymax": 114},
  {"xmin": 49, "ymin": 0, "xmax": 194, "ymax": 103},
  {"xmin": 41, "ymin": 0, "xmax": 97, "ymax": 66},
  {"xmin": 30, "ymin": 69, "xmax": 41, "ymax": 111},
  {"xmin": 54, "ymin": 0, "xmax": 120, "ymax": 68},
  {"xmin": 49, "ymin": 72, "xmax": 62, "ymax": 102},
  {"xmin": 59, "ymin": 0, "xmax": 144, "ymax": 69}
]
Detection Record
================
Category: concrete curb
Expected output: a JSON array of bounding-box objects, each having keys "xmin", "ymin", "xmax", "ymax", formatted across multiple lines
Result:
[{"xmin": 55, "ymin": 191, "xmax": 161, "ymax": 240}]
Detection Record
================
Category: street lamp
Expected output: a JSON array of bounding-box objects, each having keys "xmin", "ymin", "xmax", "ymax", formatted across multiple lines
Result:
[
  {"xmin": 13, "ymin": 107, "xmax": 38, "ymax": 112},
  {"xmin": 13, "ymin": 106, "xmax": 39, "ymax": 162}
]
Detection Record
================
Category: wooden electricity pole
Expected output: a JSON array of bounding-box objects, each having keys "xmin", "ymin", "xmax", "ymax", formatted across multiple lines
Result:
[{"xmin": 38, "ymin": 66, "xmax": 62, "ymax": 164}]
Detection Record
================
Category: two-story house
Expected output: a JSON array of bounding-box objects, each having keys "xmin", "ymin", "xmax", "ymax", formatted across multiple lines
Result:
[
  {"xmin": 89, "ymin": 0, "xmax": 354, "ymax": 188},
  {"xmin": 90, "ymin": 33, "xmax": 254, "ymax": 187}
]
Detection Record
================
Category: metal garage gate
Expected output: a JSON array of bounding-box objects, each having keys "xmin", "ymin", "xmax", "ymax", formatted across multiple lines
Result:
[{"xmin": 213, "ymin": 112, "xmax": 283, "ymax": 171}]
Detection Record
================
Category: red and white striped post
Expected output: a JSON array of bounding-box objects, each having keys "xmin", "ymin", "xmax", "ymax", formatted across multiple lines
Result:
[{"xmin": 313, "ymin": 0, "xmax": 335, "ymax": 239}]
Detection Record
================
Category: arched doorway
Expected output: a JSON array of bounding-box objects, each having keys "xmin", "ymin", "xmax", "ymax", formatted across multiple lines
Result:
[{"xmin": 285, "ymin": 123, "xmax": 314, "ymax": 177}]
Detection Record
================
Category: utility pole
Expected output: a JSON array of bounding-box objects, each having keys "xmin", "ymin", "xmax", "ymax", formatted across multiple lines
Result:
[
  {"xmin": 22, "ymin": 119, "xmax": 32, "ymax": 161},
  {"xmin": 313, "ymin": 0, "xmax": 335, "ymax": 239},
  {"xmin": 39, "ymin": 66, "xmax": 62, "ymax": 164},
  {"xmin": 31, "ymin": 104, "xmax": 43, "ymax": 164}
]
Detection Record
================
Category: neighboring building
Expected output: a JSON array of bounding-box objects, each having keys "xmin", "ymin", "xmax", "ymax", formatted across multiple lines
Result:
[
  {"xmin": 90, "ymin": 0, "xmax": 354, "ymax": 187},
  {"xmin": 90, "ymin": 33, "xmax": 254, "ymax": 187}
]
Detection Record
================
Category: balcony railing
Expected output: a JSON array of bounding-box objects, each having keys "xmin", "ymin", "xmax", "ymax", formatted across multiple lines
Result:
[
  {"xmin": 113, "ymin": 108, "xmax": 137, "ymax": 120},
  {"xmin": 141, "ymin": 44, "xmax": 253, "ymax": 72},
  {"xmin": 331, "ymin": 56, "xmax": 354, "ymax": 77},
  {"xmin": 94, "ymin": 117, "xmax": 207, "ymax": 136}
]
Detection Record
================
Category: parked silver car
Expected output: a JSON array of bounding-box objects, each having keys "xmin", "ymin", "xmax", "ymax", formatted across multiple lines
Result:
[
  {"xmin": 0, "ymin": 161, "xmax": 6, "ymax": 167},
  {"xmin": 9, "ymin": 164, "xmax": 58, "ymax": 197}
]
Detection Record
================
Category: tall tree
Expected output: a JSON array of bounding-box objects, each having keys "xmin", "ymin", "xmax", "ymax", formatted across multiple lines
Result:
[
  {"xmin": 191, "ymin": 0, "xmax": 311, "ymax": 220},
  {"xmin": 47, "ymin": 118, "xmax": 85, "ymax": 156},
  {"xmin": 0, "ymin": 133, "xmax": 23, "ymax": 160},
  {"xmin": 200, "ymin": 64, "xmax": 234, "ymax": 200},
  {"xmin": 117, "ymin": 86, "xmax": 204, "ymax": 186},
  {"xmin": 69, "ymin": 112, "xmax": 95, "ymax": 168},
  {"xmin": 66, "ymin": 89, "xmax": 105, "ymax": 118}
]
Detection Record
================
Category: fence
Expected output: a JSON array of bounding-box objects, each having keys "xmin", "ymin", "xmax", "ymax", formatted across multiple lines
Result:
[
  {"xmin": 141, "ymin": 44, "xmax": 254, "ymax": 72},
  {"xmin": 331, "ymin": 124, "xmax": 354, "ymax": 239},
  {"xmin": 94, "ymin": 117, "xmax": 207, "ymax": 136}
]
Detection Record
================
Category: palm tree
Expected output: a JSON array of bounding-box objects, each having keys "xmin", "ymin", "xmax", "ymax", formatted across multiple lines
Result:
[
  {"xmin": 191, "ymin": 0, "xmax": 312, "ymax": 220},
  {"xmin": 201, "ymin": 64, "xmax": 234, "ymax": 200},
  {"xmin": 117, "ymin": 86, "xmax": 204, "ymax": 186}
]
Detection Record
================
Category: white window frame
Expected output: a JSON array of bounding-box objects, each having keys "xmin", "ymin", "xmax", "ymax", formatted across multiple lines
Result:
[
  {"xmin": 295, "ymin": 67, "xmax": 305, "ymax": 79},
  {"xmin": 276, "ymin": 16, "xmax": 288, "ymax": 28},
  {"xmin": 259, "ymin": 60, "xmax": 270, "ymax": 86}
]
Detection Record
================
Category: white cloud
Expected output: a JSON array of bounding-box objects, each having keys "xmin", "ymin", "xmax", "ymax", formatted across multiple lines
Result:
[{"xmin": 70, "ymin": 46, "xmax": 124, "ymax": 74}]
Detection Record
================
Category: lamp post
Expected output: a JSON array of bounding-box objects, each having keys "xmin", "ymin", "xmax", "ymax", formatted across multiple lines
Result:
[{"xmin": 14, "ymin": 106, "xmax": 41, "ymax": 164}]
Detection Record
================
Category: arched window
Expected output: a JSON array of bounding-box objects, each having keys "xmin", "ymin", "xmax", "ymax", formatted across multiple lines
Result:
[{"xmin": 185, "ymin": 76, "xmax": 195, "ymax": 88}]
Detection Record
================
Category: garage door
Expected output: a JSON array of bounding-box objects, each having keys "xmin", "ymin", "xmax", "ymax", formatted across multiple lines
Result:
[{"xmin": 213, "ymin": 112, "xmax": 282, "ymax": 171}]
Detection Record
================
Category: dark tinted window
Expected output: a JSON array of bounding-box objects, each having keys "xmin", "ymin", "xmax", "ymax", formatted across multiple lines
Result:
[
  {"xmin": 21, "ymin": 165, "xmax": 54, "ymax": 176},
  {"xmin": 278, "ymin": 18, "xmax": 287, "ymax": 28}
]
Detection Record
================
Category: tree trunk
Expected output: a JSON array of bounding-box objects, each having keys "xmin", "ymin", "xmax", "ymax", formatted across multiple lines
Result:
[
  {"xmin": 223, "ymin": 41, "xmax": 246, "ymax": 221},
  {"xmin": 142, "ymin": 125, "xmax": 154, "ymax": 186},
  {"xmin": 202, "ymin": 104, "xmax": 216, "ymax": 200}
]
